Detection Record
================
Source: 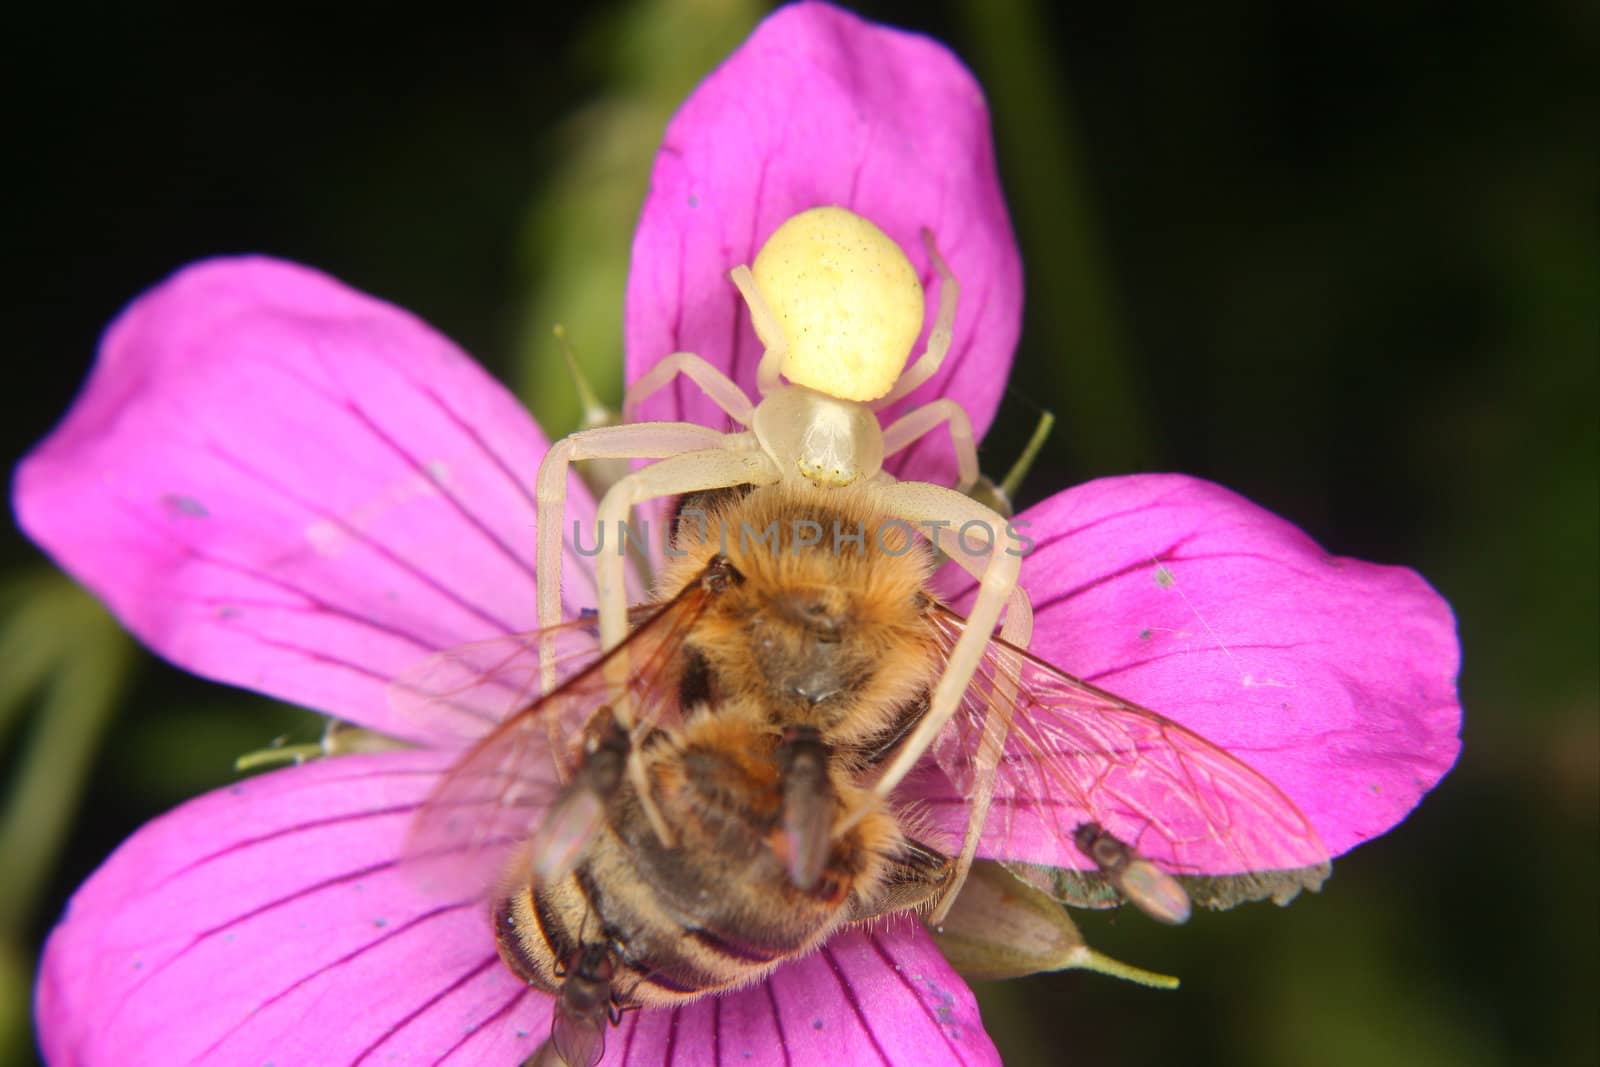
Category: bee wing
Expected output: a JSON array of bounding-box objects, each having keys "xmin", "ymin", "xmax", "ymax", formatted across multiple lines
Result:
[
  {"xmin": 386, "ymin": 608, "xmax": 657, "ymax": 750},
  {"xmin": 925, "ymin": 607, "xmax": 1328, "ymax": 881},
  {"xmin": 403, "ymin": 586, "xmax": 715, "ymax": 899}
]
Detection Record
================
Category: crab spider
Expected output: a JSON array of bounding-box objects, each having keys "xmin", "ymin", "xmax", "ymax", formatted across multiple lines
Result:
[{"xmin": 534, "ymin": 206, "xmax": 1034, "ymax": 918}]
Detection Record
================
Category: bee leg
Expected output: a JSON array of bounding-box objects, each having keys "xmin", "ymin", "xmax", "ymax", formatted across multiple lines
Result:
[
  {"xmin": 621, "ymin": 352, "xmax": 756, "ymax": 426},
  {"xmin": 850, "ymin": 837, "xmax": 953, "ymax": 921},
  {"xmin": 776, "ymin": 725, "xmax": 833, "ymax": 890}
]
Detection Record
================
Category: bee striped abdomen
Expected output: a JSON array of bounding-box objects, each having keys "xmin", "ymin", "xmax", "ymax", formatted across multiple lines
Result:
[{"xmin": 492, "ymin": 705, "xmax": 911, "ymax": 1009}]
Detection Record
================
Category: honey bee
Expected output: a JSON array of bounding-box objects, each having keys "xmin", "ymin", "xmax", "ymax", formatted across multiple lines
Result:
[
  {"xmin": 400, "ymin": 491, "xmax": 958, "ymax": 1065},
  {"xmin": 395, "ymin": 206, "xmax": 1330, "ymax": 1064}
]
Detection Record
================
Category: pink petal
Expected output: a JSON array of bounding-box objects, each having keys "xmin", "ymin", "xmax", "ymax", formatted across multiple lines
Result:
[
  {"xmin": 934, "ymin": 474, "xmax": 1460, "ymax": 862},
  {"xmin": 14, "ymin": 258, "xmax": 596, "ymax": 742},
  {"xmin": 608, "ymin": 919, "xmax": 998, "ymax": 1067},
  {"xmin": 625, "ymin": 1, "xmax": 1021, "ymax": 483},
  {"xmin": 35, "ymin": 750, "xmax": 553, "ymax": 1065}
]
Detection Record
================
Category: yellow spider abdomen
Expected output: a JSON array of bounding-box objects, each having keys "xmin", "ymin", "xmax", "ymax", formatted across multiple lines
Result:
[{"xmin": 752, "ymin": 207, "xmax": 923, "ymax": 403}]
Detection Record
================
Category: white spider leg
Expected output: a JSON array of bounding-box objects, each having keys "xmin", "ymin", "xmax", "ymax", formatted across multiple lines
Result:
[
  {"xmin": 728, "ymin": 265, "xmax": 789, "ymax": 396},
  {"xmin": 535, "ymin": 423, "xmax": 731, "ymax": 645},
  {"xmin": 592, "ymin": 443, "xmax": 781, "ymax": 847},
  {"xmin": 914, "ymin": 521, "xmax": 1033, "ymax": 923},
  {"xmin": 920, "ymin": 523, "xmax": 1035, "ymax": 648},
  {"xmin": 535, "ymin": 422, "xmax": 731, "ymax": 762},
  {"xmin": 832, "ymin": 483, "xmax": 1024, "ymax": 910},
  {"xmin": 591, "ymin": 444, "xmax": 776, "ymax": 651},
  {"xmin": 880, "ymin": 398, "xmax": 980, "ymax": 495},
  {"xmin": 935, "ymin": 637, "xmax": 1028, "ymax": 922},
  {"xmin": 622, "ymin": 352, "xmax": 756, "ymax": 427},
  {"xmin": 862, "ymin": 490, "xmax": 1021, "ymax": 800},
  {"xmin": 874, "ymin": 228, "xmax": 958, "ymax": 409}
]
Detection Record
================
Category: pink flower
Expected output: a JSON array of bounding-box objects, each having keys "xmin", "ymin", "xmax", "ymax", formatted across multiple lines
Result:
[{"xmin": 15, "ymin": 3, "xmax": 1460, "ymax": 1064}]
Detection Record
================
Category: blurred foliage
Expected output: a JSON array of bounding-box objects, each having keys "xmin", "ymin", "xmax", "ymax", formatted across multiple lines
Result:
[
  {"xmin": 3, "ymin": 1, "xmax": 1595, "ymax": 1066},
  {"xmin": 0, "ymin": 577, "xmax": 130, "ymax": 1062},
  {"xmin": 0, "ymin": 578, "xmax": 132, "ymax": 936},
  {"xmin": 954, "ymin": 0, "xmax": 1155, "ymax": 473},
  {"xmin": 513, "ymin": 0, "xmax": 763, "ymax": 438}
]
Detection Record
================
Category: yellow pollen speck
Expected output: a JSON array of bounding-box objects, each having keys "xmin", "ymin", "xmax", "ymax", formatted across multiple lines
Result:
[{"xmin": 752, "ymin": 206, "xmax": 923, "ymax": 402}]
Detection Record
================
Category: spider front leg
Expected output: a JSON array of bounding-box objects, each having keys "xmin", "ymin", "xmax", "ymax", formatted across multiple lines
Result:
[
  {"xmin": 881, "ymin": 398, "xmax": 980, "ymax": 495},
  {"xmin": 590, "ymin": 442, "xmax": 781, "ymax": 846},
  {"xmin": 920, "ymin": 524, "xmax": 1035, "ymax": 651},
  {"xmin": 590, "ymin": 443, "xmax": 777, "ymax": 651},
  {"xmin": 921, "ymin": 518, "xmax": 1030, "ymax": 927},
  {"xmin": 621, "ymin": 352, "xmax": 756, "ymax": 427},
  {"xmin": 838, "ymin": 481, "xmax": 1028, "ymax": 923},
  {"xmin": 536, "ymin": 423, "xmax": 730, "ymax": 640},
  {"xmin": 535, "ymin": 422, "xmax": 731, "ymax": 783},
  {"xmin": 916, "ymin": 521, "xmax": 1033, "ymax": 924}
]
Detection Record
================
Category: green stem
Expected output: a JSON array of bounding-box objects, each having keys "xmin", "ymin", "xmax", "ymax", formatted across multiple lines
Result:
[
  {"xmin": 999, "ymin": 410, "xmax": 1056, "ymax": 502},
  {"xmin": 1067, "ymin": 945, "xmax": 1182, "ymax": 990}
]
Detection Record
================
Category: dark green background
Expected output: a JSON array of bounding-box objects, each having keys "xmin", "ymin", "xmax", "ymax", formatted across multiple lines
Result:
[{"xmin": 4, "ymin": 2, "xmax": 1594, "ymax": 1064}]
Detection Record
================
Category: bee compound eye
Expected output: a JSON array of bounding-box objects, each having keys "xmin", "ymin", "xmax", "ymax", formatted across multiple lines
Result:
[{"xmin": 703, "ymin": 555, "xmax": 744, "ymax": 591}]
